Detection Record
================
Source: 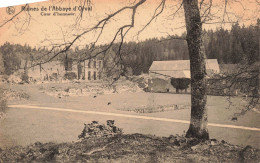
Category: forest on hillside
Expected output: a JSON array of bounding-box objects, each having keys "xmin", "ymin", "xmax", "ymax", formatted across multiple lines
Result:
[
  {"xmin": 0, "ymin": 19, "xmax": 259, "ymax": 76},
  {"xmin": 119, "ymin": 20, "xmax": 259, "ymax": 75}
]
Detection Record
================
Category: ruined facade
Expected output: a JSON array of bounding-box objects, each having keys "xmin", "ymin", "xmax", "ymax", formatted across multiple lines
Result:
[
  {"xmin": 82, "ymin": 59, "xmax": 103, "ymax": 80},
  {"xmin": 23, "ymin": 59, "xmax": 103, "ymax": 81}
]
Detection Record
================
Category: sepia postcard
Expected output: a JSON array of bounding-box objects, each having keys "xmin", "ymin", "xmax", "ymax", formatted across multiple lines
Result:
[{"xmin": 0, "ymin": 0, "xmax": 259, "ymax": 162}]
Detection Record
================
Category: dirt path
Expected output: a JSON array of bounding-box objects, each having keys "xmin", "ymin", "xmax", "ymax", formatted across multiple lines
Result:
[{"xmin": 9, "ymin": 104, "xmax": 260, "ymax": 132}]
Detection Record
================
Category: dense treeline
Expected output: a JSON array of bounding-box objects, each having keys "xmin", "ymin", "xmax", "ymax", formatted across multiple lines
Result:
[
  {"xmin": 0, "ymin": 43, "xmax": 49, "ymax": 75},
  {"xmin": 119, "ymin": 19, "xmax": 259, "ymax": 75},
  {"xmin": 205, "ymin": 20, "xmax": 259, "ymax": 65},
  {"xmin": 0, "ymin": 19, "xmax": 259, "ymax": 76},
  {"xmin": 118, "ymin": 35, "xmax": 189, "ymax": 75}
]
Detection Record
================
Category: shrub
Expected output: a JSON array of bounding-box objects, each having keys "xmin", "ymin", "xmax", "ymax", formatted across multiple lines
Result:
[
  {"xmin": 21, "ymin": 73, "xmax": 29, "ymax": 83},
  {"xmin": 0, "ymin": 99, "xmax": 7, "ymax": 113},
  {"xmin": 78, "ymin": 120, "xmax": 123, "ymax": 140},
  {"xmin": 0, "ymin": 88, "xmax": 7, "ymax": 113},
  {"xmin": 170, "ymin": 78, "xmax": 190, "ymax": 93},
  {"xmin": 63, "ymin": 72, "xmax": 77, "ymax": 80},
  {"xmin": 50, "ymin": 73, "xmax": 58, "ymax": 81}
]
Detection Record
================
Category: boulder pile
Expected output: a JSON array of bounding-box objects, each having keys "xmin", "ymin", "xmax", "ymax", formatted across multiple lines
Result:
[{"xmin": 78, "ymin": 120, "xmax": 123, "ymax": 140}]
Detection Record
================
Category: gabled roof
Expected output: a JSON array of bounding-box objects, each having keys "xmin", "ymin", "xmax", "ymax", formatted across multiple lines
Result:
[
  {"xmin": 150, "ymin": 60, "xmax": 190, "ymax": 71},
  {"xmin": 149, "ymin": 70, "xmax": 191, "ymax": 78},
  {"xmin": 149, "ymin": 59, "xmax": 220, "ymax": 78}
]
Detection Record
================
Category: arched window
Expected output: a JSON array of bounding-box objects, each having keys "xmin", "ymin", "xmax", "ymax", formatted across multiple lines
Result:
[
  {"xmin": 98, "ymin": 71, "xmax": 102, "ymax": 80},
  {"xmin": 88, "ymin": 71, "xmax": 91, "ymax": 80},
  {"xmin": 88, "ymin": 60, "xmax": 91, "ymax": 68},
  {"xmin": 99, "ymin": 61, "xmax": 102, "ymax": 68},
  {"xmin": 94, "ymin": 71, "xmax": 96, "ymax": 80},
  {"xmin": 94, "ymin": 61, "xmax": 96, "ymax": 68}
]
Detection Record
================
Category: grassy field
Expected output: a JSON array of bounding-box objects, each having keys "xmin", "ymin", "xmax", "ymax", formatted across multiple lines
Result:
[{"xmin": 0, "ymin": 82, "xmax": 259, "ymax": 150}]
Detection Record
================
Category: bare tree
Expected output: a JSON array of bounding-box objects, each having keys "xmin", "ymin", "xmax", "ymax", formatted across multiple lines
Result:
[
  {"xmin": 183, "ymin": 0, "xmax": 209, "ymax": 139},
  {"xmin": 210, "ymin": 61, "xmax": 259, "ymax": 116}
]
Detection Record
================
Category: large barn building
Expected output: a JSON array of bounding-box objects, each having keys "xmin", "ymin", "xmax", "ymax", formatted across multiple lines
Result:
[
  {"xmin": 147, "ymin": 59, "xmax": 220, "ymax": 93},
  {"xmin": 149, "ymin": 59, "xmax": 220, "ymax": 79}
]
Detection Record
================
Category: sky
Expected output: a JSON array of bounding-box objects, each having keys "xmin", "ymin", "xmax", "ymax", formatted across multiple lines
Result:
[{"xmin": 0, "ymin": 0, "xmax": 259, "ymax": 48}]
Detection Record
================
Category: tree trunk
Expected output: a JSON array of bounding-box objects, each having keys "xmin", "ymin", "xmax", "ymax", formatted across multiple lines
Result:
[{"xmin": 183, "ymin": 0, "xmax": 209, "ymax": 140}]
